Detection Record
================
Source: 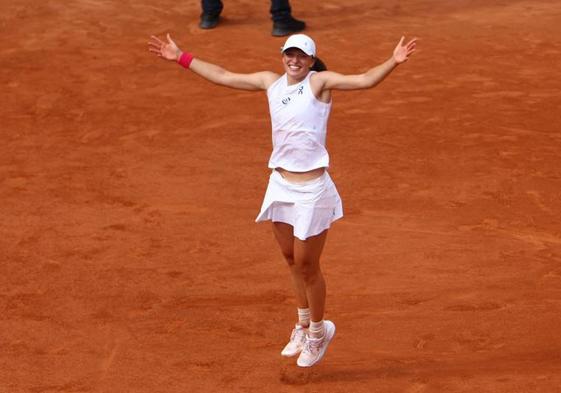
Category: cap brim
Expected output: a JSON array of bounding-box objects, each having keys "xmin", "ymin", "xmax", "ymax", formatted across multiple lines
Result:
[{"xmin": 281, "ymin": 46, "xmax": 314, "ymax": 56}]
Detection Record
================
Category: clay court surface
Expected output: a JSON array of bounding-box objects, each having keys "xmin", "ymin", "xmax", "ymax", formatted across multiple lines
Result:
[{"xmin": 2, "ymin": 0, "xmax": 561, "ymax": 391}]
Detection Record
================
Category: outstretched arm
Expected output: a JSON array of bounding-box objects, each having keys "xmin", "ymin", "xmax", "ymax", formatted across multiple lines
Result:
[
  {"xmin": 314, "ymin": 37, "xmax": 417, "ymax": 91},
  {"xmin": 148, "ymin": 34, "xmax": 278, "ymax": 91}
]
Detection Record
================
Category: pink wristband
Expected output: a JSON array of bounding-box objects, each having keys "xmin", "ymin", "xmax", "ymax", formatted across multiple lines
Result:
[{"xmin": 177, "ymin": 52, "xmax": 194, "ymax": 69}]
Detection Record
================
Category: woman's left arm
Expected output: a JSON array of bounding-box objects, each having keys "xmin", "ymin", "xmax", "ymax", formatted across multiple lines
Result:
[{"xmin": 315, "ymin": 36, "xmax": 417, "ymax": 91}]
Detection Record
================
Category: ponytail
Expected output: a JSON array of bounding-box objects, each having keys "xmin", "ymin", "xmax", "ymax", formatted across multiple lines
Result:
[{"xmin": 311, "ymin": 57, "xmax": 327, "ymax": 72}]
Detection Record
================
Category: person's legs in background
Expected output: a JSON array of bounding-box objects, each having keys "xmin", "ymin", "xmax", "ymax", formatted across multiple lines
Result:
[{"xmin": 198, "ymin": 0, "xmax": 305, "ymax": 35}]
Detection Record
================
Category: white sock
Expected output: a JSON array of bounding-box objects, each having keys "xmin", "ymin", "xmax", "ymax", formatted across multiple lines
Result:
[
  {"xmin": 297, "ymin": 308, "xmax": 310, "ymax": 328},
  {"xmin": 309, "ymin": 320, "xmax": 325, "ymax": 339}
]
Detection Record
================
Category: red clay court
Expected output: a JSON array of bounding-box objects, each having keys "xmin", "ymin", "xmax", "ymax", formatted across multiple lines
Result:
[{"xmin": 1, "ymin": 0, "xmax": 561, "ymax": 391}]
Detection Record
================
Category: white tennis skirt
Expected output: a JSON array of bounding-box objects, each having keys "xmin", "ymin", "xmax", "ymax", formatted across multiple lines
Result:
[{"xmin": 255, "ymin": 169, "xmax": 343, "ymax": 240}]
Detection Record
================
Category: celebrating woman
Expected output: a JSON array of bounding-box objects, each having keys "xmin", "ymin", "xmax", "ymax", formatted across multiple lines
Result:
[{"xmin": 148, "ymin": 32, "xmax": 416, "ymax": 367}]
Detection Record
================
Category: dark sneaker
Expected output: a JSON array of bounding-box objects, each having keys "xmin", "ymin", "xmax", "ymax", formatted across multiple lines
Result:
[
  {"xmin": 272, "ymin": 16, "xmax": 306, "ymax": 37},
  {"xmin": 199, "ymin": 13, "xmax": 220, "ymax": 29}
]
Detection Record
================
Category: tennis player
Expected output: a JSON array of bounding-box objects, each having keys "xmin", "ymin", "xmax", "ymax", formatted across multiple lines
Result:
[{"xmin": 148, "ymin": 33, "xmax": 416, "ymax": 367}]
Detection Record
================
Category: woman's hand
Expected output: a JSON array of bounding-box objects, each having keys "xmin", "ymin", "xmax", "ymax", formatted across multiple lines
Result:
[
  {"xmin": 148, "ymin": 33, "xmax": 182, "ymax": 61},
  {"xmin": 393, "ymin": 36, "xmax": 417, "ymax": 64}
]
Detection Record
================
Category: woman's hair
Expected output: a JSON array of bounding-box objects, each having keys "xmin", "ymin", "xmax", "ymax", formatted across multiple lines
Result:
[{"xmin": 311, "ymin": 57, "xmax": 327, "ymax": 72}]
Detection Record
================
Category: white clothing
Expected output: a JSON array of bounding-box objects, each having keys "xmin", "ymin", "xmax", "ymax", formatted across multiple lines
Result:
[
  {"xmin": 255, "ymin": 170, "xmax": 343, "ymax": 241},
  {"xmin": 267, "ymin": 71, "xmax": 332, "ymax": 172}
]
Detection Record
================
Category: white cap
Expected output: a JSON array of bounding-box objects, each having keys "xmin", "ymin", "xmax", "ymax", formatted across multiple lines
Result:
[{"xmin": 281, "ymin": 34, "xmax": 316, "ymax": 57}]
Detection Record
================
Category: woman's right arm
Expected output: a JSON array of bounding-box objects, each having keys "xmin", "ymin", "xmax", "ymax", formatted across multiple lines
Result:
[
  {"xmin": 189, "ymin": 58, "xmax": 278, "ymax": 91},
  {"xmin": 149, "ymin": 34, "xmax": 278, "ymax": 91}
]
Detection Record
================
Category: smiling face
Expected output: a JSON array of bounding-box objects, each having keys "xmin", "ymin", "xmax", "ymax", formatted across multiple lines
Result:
[{"xmin": 282, "ymin": 47, "xmax": 315, "ymax": 84}]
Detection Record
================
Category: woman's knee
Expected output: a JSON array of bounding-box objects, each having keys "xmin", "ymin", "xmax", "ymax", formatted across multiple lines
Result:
[{"xmin": 298, "ymin": 262, "xmax": 321, "ymax": 284}]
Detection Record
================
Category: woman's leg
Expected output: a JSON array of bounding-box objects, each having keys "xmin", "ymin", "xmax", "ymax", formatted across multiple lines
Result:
[
  {"xmin": 272, "ymin": 222, "xmax": 308, "ymax": 309},
  {"xmin": 272, "ymin": 222, "xmax": 334, "ymax": 365},
  {"xmin": 272, "ymin": 222, "xmax": 329, "ymax": 323},
  {"xmin": 291, "ymin": 229, "xmax": 335, "ymax": 368},
  {"xmin": 293, "ymin": 230, "xmax": 328, "ymax": 324}
]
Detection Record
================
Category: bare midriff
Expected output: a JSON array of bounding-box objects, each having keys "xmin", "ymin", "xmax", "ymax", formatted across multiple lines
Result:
[{"xmin": 275, "ymin": 167, "xmax": 326, "ymax": 183}]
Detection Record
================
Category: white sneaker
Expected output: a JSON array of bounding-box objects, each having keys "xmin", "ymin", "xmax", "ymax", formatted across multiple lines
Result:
[
  {"xmin": 296, "ymin": 320, "xmax": 336, "ymax": 367},
  {"xmin": 281, "ymin": 324, "xmax": 307, "ymax": 357}
]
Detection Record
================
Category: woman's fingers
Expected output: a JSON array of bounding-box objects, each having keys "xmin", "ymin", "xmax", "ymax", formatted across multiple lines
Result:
[
  {"xmin": 407, "ymin": 39, "xmax": 417, "ymax": 56},
  {"xmin": 148, "ymin": 45, "xmax": 164, "ymax": 55},
  {"xmin": 148, "ymin": 38, "xmax": 164, "ymax": 51},
  {"xmin": 150, "ymin": 35, "xmax": 165, "ymax": 45},
  {"xmin": 148, "ymin": 40, "xmax": 161, "ymax": 49},
  {"xmin": 148, "ymin": 35, "xmax": 172, "ymax": 55}
]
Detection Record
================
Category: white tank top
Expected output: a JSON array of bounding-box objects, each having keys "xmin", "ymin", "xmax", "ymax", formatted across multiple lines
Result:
[{"xmin": 266, "ymin": 71, "xmax": 332, "ymax": 172}]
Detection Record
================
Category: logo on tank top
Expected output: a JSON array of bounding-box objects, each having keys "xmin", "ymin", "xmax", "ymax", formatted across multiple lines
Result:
[{"xmin": 281, "ymin": 85, "xmax": 304, "ymax": 105}]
